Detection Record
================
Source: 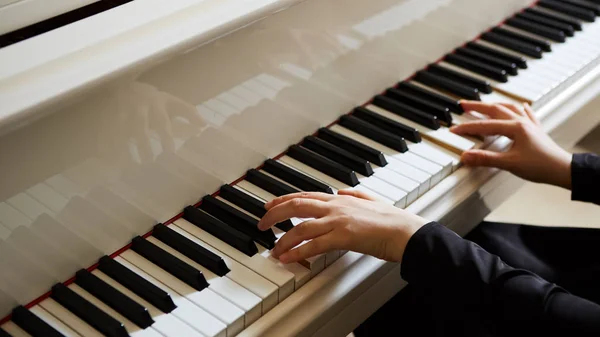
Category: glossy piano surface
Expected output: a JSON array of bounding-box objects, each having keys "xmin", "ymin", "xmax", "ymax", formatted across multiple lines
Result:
[{"xmin": 2, "ymin": 0, "xmax": 600, "ymax": 336}]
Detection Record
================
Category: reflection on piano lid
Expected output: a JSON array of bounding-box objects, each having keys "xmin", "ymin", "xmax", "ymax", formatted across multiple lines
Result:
[{"xmin": 1, "ymin": 0, "xmax": 600, "ymax": 336}]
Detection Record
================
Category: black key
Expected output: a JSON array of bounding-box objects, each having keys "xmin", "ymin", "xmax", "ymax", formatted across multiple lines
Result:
[
  {"xmin": 444, "ymin": 53, "xmax": 509, "ymax": 82},
  {"xmin": 526, "ymin": 7, "xmax": 582, "ymax": 30},
  {"xmin": 75, "ymin": 269, "xmax": 154, "ymax": 329},
  {"xmin": 384, "ymin": 87, "xmax": 453, "ymax": 123},
  {"xmin": 316, "ymin": 128, "xmax": 387, "ymax": 167},
  {"xmin": 153, "ymin": 224, "xmax": 230, "ymax": 276},
  {"xmin": 0, "ymin": 328, "xmax": 10, "ymax": 337},
  {"xmin": 491, "ymin": 27, "xmax": 552, "ymax": 52},
  {"xmin": 455, "ymin": 47, "xmax": 519, "ymax": 75},
  {"xmin": 352, "ymin": 106, "xmax": 421, "ymax": 143},
  {"xmin": 559, "ymin": 0, "xmax": 600, "ymax": 15},
  {"xmin": 481, "ymin": 31, "xmax": 543, "ymax": 58},
  {"xmin": 184, "ymin": 206, "xmax": 259, "ymax": 256},
  {"xmin": 538, "ymin": 0, "xmax": 596, "ymax": 21},
  {"xmin": 428, "ymin": 63, "xmax": 493, "ymax": 93},
  {"xmin": 263, "ymin": 159, "xmax": 334, "ymax": 193},
  {"xmin": 51, "ymin": 283, "xmax": 128, "ymax": 337},
  {"xmin": 396, "ymin": 81, "xmax": 464, "ymax": 113},
  {"xmin": 506, "ymin": 17, "xmax": 566, "ymax": 42},
  {"xmin": 466, "ymin": 42, "xmax": 528, "ymax": 68},
  {"xmin": 338, "ymin": 115, "xmax": 408, "ymax": 153},
  {"xmin": 287, "ymin": 144, "xmax": 359, "ymax": 186},
  {"xmin": 302, "ymin": 136, "xmax": 374, "ymax": 176},
  {"xmin": 219, "ymin": 185, "xmax": 295, "ymax": 232},
  {"xmin": 414, "ymin": 70, "xmax": 481, "ymax": 100},
  {"xmin": 245, "ymin": 169, "xmax": 300, "ymax": 197},
  {"xmin": 372, "ymin": 95, "xmax": 440, "ymax": 129},
  {"xmin": 517, "ymin": 11, "xmax": 575, "ymax": 36},
  {"xmin": 131, "ymin": 236, "xmax": 209, "ymax": 291},
  {"xmin": 199, "ymin": 195, "xmax": 276, "ymax": 249},
  {"xmin": 12, "ymin": 306, "xmax": 64, "ymax": 337},
  {"xmin": 98, "ymin": 256, "xmax": 177, "ymax": 313}
]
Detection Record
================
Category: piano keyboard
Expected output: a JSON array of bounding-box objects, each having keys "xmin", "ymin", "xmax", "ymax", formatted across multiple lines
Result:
[{"xmin": 2, "ymin": 1, "xmax": 600, "ymax": 336}]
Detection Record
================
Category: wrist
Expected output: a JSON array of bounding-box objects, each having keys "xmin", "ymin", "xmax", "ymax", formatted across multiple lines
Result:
[
  {"xmin": 389, "ymin": 213, "xmax": 429, "ymax": 262},
  {"xmin": 554, "ymin": 150, "xmax": 572, "ymax": 190}
]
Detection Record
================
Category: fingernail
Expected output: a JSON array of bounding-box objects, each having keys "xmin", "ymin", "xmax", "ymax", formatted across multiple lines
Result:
[{"xmin": 257, "ymin": 220, "xmax": 266, "ymax": 231}]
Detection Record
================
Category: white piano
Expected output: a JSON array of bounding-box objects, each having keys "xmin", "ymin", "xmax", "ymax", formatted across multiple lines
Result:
[{"xmin": 1, "ymin": 0, "xmax": 600, "ymax": 336}]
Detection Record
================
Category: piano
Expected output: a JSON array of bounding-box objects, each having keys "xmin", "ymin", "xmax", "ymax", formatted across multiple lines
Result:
[{"xmin": 1, "ymin": 0, "xmax": 600, "ymax": 336}]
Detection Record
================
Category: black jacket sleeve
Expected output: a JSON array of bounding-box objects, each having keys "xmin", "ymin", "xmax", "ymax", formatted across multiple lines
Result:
[
  {"xmin": 571, "ymin": 153, "xmax": 600, "ymax": 205},
  {"xmin": 401, "ymin": 222, "xmax": 600, "ymax": 336}
]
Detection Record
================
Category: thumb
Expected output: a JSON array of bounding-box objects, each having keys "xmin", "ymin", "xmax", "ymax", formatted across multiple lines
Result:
[{"xmin": 461, "ymin": 150, "xmax": 510, "ymax": 170}]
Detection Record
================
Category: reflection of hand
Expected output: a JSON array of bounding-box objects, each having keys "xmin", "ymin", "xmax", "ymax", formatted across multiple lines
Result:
[
  {"xmin": 96, "ymin": 80, "xmax": 205, "ymax": 164},
  {"xmin": 451, "ymin": 101, "xmax": 572, "ymax": 189},
  {"xmin": 257, "ymin": 190, "xmax": 429, "ymax": 264}
]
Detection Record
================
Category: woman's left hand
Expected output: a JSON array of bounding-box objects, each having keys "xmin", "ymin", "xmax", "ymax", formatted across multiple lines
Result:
[{"xmin": 257, "ymin": 190, "xmax": 429, "ymax": 264}]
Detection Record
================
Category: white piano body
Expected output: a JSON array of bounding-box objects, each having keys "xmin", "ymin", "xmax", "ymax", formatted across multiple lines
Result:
[{"xmin": 1, "ymin": 0, "xmax": 599, "ymax": 336}]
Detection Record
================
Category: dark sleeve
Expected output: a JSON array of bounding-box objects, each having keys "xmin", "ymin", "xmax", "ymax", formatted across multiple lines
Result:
[
  {"xmin": 571, "ymin": 153, "xmax": 600, "ymax": 205},
  {"xmin": 401, "ymin": 222, "xmax": 600, "ymax": 336}
]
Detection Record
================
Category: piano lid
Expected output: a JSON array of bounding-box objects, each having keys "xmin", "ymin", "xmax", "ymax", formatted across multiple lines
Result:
[{"xmin": 0, "ymin": 0, "xmax": 539, "ymax": 318}]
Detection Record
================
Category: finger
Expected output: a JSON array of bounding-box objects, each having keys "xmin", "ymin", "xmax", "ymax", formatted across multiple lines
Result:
[
  {"xmin": 337, "ymin": 189, "xmax": 378, "ymax": 201},
  {"xmin": 461, "ymin": 149, "xmax": 511, "ymax": 170},
  {"xmin": 459, "ymin": 101, "xmax": 519, "ymax": 120},
  {"xmin": 271, "ymin": 218, "xmax": 333, "ymax": 258},
  {"xmin": 265, "ymin": 192, "xmax": 337, "ymax": 210},
  {"xmin": 258, "ymin": 198, "xmax": 332, "ymax": 231},
  {"xmin": 498, "ymin": 103, "xmax": 526, "ymax": 117},
  {"xmin": 450, "ymin": 120, "xmax": 518, "ymax": 139},
  {"xmin": 523, "ymin": 103, "xmax": 540, "ymax": 126},
  {"xmin": 278, "ymin": 232, "xmax": 340, "ymax": 264}
]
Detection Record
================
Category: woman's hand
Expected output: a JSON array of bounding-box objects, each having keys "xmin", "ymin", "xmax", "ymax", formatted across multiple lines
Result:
[
  {"xmin": 451, "ymin": 101, "xmax": 572, "ymax": 189},
  {"xmin": 257, "ymin": 190, "xmax": 429, "ymax": 264}
]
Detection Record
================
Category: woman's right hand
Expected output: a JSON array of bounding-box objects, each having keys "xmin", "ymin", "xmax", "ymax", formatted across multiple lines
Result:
[{"xmin": 451, "ymin": 101, "xmax": 572, "ymax": 189}]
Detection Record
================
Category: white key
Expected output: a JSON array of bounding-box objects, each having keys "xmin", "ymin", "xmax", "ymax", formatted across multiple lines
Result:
[
  {"xmin": 92, "ymin": 270, "xmax": 205, "ymax": 337},
  {"xmin": 170, "ymin": 219, "xmax": 295, "ymax": 302},
  {"xmin": 277, "ymin": 156, "xmax": 394, "ymax": 204},
  {"xmin": 68, "ymin": 284, "xmax": 162, "ymax": 337},
  {"xmin": 29, "ymin": 306, "xmax": 81, "ymax": 337},
  {"xmin": 370, "ymin": 167, "xmax": 420, "ymax": 205},
  {"xmin": 436, "ymin": 61, "xmax": 548, "ymax": 100},
  {"xmin": 168, "ymin": 224, "xmax": 279, "ymax": 314},
  {"xmin": 356, "ymin": 174, "xmax": 408, "ymax": 207},
  {"xmin": 230, "ymin": 182, "xmax": 325, "ymax": 273},
  {"xmin": 263, "ymin": 158, "xmax": 403, "ymax": 208},
  {"xmin": 408, "ymin": 140, "xmax": 458, "ymax": 172},
  {"xmin": 39, "ymin": 298, "xmax": 104, "ymax": 337},
  {"xmin": 119, "ymin": 251, "xmax": 244, "ymax": 337},
  {"xmin": 272, "ymin": 224, "xmax": 328, "ymax": 279},
  {"xmin": 115, "ymin": 257, "xmax": 227, "ymax": 337},
  {"xmin": 216, "ymin": 195, "xmax": 315, "ymax": 284},
  {"xmin": 365, "ymin": 104, "xmax": 478, "ymax": 154},
  {"xmin": 1, "ymin": 321, "xmax": 31, "ymax": 337},
  {"xmin": 235, "ymin": 181, "xmax": 279, "ymax": 204},
  {"xmin": 146, "ymin": 237, "xmax": 262, "ymax": 327},
  {"xmin": 329, "ymin": 125, "xmax": 435, "ymax": 193},
  {"xmin": 230, "ymin": 185, "xmax": 327, "ymax": 275},
  {"xmin": 258, "ymin": 170, "xmax": 302, "ymax": 191},
  {"xmin": 471, "ymin": 40, "xmax": 582, "ymax": 101}
]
